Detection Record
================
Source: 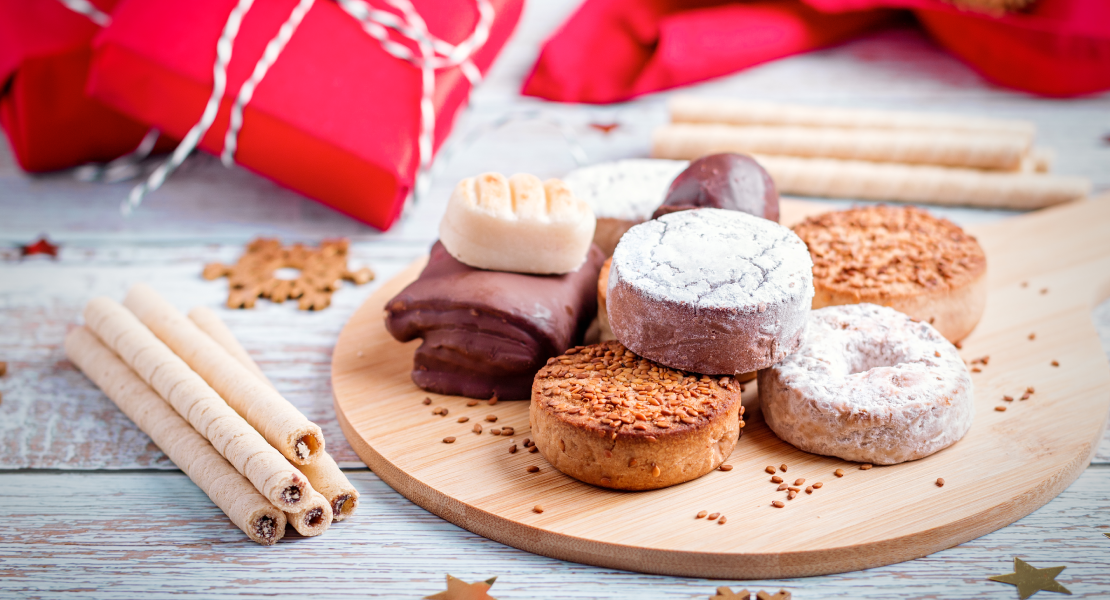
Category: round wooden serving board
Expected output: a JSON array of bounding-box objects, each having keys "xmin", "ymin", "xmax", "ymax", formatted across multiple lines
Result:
[{"xmin": 333, "ymin": 197, "xmax": 1110, "ymax": 579}]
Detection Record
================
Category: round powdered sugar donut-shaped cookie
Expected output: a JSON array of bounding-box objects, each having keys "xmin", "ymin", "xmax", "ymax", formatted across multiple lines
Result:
[
  {"xmin": 760, "ymin": 303, "xmax": 973, "ymax": 465},
  {"xmin": 607, "ymin": 208, "xmax": 813, "ymax": 375}
]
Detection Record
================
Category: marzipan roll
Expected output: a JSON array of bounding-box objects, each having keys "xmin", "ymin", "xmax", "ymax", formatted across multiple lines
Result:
[
  {"xmin": 193, "ymin": 307, "xmax": 360, "ymax": 522},
  {"xmin": 652, "ymin": 123, "xmax": 1031, "ymax": 170},
  {"xmin": 752, "ymin": 154, "xmax": 1091, "ymax": 210},
  {"xmin": 83, "ymin": 297, "xmax": 311, "ymax": 511},
  {"xmin": 188, "ymin": 306, "xmax": 272, "ymax": 387},
  {"xmin": 286, "ymin": 490, "xmax": 332, "ymax": 537},
  {"xmin": 668, "ymin": 96, "xmax": 1037, "ymax": 139},
  {"xmin": 65, "ymin": 326, "xmax": 287, "ymax": 545},
  {"xmin": 123, "ymin": 284, "xmax": 324, "ymax": 465}
]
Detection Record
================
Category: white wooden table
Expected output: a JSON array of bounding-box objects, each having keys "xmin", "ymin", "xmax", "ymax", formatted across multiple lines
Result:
[{"xmin": 3, "ymin": 2, "xmax": 1110, "ymax": 598}]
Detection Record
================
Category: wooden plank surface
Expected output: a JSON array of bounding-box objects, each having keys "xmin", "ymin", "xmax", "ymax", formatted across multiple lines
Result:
[
  {"xmin": 1, "ymin": 468, "xmax": 1109, "ymax": 599},
  {"xmin": 2, "ymin": 0, "xmax": 1110, "ymax": 595}
]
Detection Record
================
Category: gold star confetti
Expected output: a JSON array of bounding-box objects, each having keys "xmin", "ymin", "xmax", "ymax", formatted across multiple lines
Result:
[
  {"xmin": 988, "ymin": 558, "xmax": 1072, "ymax": 599},
  {"xmin": 710, "ymin": 587, "xmax": 750, "ymax": 599},
  {"xmin": 425, "ymin": 575, "xmax": 498, "ymax": 600}
]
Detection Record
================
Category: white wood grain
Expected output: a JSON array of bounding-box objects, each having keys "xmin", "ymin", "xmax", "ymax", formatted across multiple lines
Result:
[{"xmin": 1, "ymin": 468, "xmax": 1108, "ymax": 599}]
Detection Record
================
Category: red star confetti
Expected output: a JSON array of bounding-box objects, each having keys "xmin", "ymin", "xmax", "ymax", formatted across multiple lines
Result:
[
  {"xmin": 20, "ymin": 237, "xmax": 58, "ymax": 258},
  {"xmin": 424, "ymin": 575, "xmax": 498, "ymax": 600},
  {"xmin": 589, "ymin": 122, "xmax": 620, "ymax": 134}
]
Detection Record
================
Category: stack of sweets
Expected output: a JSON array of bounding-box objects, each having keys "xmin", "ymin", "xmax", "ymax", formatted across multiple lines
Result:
[
  {"xmin": 66, "ymin": 285, "xmax": 359, "ymax": 545},
  {"xmin": 652, "ymin": 96, "xmax": 1091, "ymax": 209}
]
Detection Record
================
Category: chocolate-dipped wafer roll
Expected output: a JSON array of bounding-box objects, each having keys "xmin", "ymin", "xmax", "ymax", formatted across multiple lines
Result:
[
  {"xmin": 652, "ymin": 123, "xmax": 1031, "ymax": 171},
  {"xmin": 286, "ymin": 490, "xmax": 332, "ymax": 537},
  {"xmin": 65, "ymin": 327, "xmax": 287, "ymax": 545},
  {"xmin": 84, "ymin": 297, "xmax": 311, "ymax": 511},
  {"xmin": 187, "ymin": 306, "xmax": 272, "ymax": 387},
  {"xmin": 124, "ymin": 284, "xmax": 324, "ymax": 465},
  {"xmin": 191, "ymin": 308, "xmax": 360, "ymax": 523}
]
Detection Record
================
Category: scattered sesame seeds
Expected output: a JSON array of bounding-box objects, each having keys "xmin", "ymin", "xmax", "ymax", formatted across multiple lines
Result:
[
  {"xmin": 526, "ymin": 466, "xmax": 539, "ymax": 473},
  {"xmin": 787, "ymin": 490, "xmax": 797, "ymax": 500},
  {"xmin": 719, "ymin": 465, "xmax": 733, "ymax": 472},
  {"xmin": 780, "ymin": 464, "xmax": 788, "ymax": 472},
  {"xmin": 491, "ymin": 428, "xmax": 502, "ymax": 435},
  {"xmin": 1051, "ymin": 360, "xmax": 1060, "ymax": 367},
  {"xmin": 696, "ymin": 510, "xmax": 708, "ymax": 519},
  {"xmin": 805, "ymin": 486, "xmax": 813, "ymax": 494},
  {"xmin": 936, "ymin": 478, "xmax": 945, "ymax": 487},
  {"xmin": 835, "ymin": 469, "xmax": 845, "ymax": 477},
  {"xmin": 467, "ymin": 400, "xmax": 479, "ymax": 407},
  {"xmin": 442, "ymin": 436, "xmax": 456, "ymax": 444},
  {"xmin": 771, "ymin": 476, "xmax": 783, "ymax": 484},
  {"xmin": 860, "ymin": 464, "xmax": 872, "ymax": 470},
  {"xmin": 457, "ymin": 416, "xmax": 469, "ymax": 423},
  {"xmin": 473, "ymin": 424, "xmax": 482, "ymax": 434},
  {"xmin": 422, "ymin": 397, "xmax": 432, "ymax": 405},
  {"xmin": 772, "ymin": 501, "xmax": 785, "ymax": 508},
  {"xmin": 509, "ymin": 445, "xmax": 517, "ymax": 454},
  {"xmin": 533, "ymin": 505, "xmax": 544, "ymax": 514},
  {"xmin": 788, "ymin": 486, "xmax": 801, "ymax": 492},
  {"xmin": 707, "ymin": 512, "xmax": 720, "ymax": 521},
  {"xmin": 485, "ymin": 415, "xmax": 498, "ymax": 422},
  {"xmin": 501, "ymin": 427, "xmax": 515, "ymax": 436},
  {"xmin": 718, "ymin": 516, "xmax": 727, "ymax": 525},
  {"xmin": 777, "ymin": 483, "xmax": 789, "ymax": 491},
  {"xmin": 765, "ymin": 466, "xmax": 777, "ymax": 475},
  {"xmin": 813, "ymin": 482, "xmax": 823, "ymax": 489},
  {"xmin": 523, "ymin": 438, "xmax": 532, "ymax": 447},
  {"xmin": 995, "ymin": 406, "xmax": 1007, "ymax": 412},
  {"xmin": 794, "ymin": 478, "xmax": 805, "ymax": 486},
  {"xmin": 1003, "ymin": 395, "xmax": 1014, "ymax": 402}
]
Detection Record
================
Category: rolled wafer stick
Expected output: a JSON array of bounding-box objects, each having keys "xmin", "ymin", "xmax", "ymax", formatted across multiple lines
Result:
[
  {"xmin": 123, "ymin": 284, "xmax": 324, "ymax": 465},
  {"xmin": 652, "ymin": 123, "xmax": 1030, "ymax": 170},
  {"xmin": 286, "ymin": 490, "xmax": 332, "ymax": 537},
  {"xmin": 669, "ymin": 96, "xmax": 1037, "ymax": 138},
  {"xmin": 65, "ymin": 327, "xmax": 287, "ymax": 545},
  {"xmin": 83, "ymin": 297, "xmax": 311, "ymax": 511},
  {"xmin": 193, "ymin": 307, "xmax": 360, "ymax": 522},
  {"xmin": 297, "ymin": 451, "xmax": 360, "ymax": 522},
  {"xmin": 187, "ymin": 306, "xmax": 273, "ymax": 388},
  {"xmin": 750, "ymin": 154, "xmax": 1091, "ymax": 210}
]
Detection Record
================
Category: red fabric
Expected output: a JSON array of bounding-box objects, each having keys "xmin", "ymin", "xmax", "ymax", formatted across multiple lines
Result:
[
  {"xmin": 804, "ymin": 0, "xmax": 1110, "ymax": 96},
  {"xmin": 521, "ymin": 0, "xmax": 897, "ymax": 103},
  {"xmin": 0, "ymin": 0, "xmax": 161, "ymax": 172},
  {"xmin": 87, "ymin": 0, "xmax": 523, "ymax": 231}
]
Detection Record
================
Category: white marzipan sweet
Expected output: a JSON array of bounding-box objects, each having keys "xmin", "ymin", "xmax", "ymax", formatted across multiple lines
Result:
[
  {"xmin": 439, "ymin": 172, "xmax": 597, "ymax": 274},
  {"xmin": 760, "ymin": 304, "xmax": 974, "ymax": 465},
  {"xmin": 562, "ymin": 159, "xmax": 689, "ymax": 222}
]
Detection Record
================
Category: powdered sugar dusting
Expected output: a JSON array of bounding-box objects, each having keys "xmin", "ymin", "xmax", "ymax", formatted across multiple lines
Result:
[
  {"xmin": 563, "ymin": 159, "xmax": 689, "ymax": 221},
  {"xmin": 761, "ymin": 304, "xmax": 974, "ymax": 465},
  {"xmin": 612, "ymin": 208, "xmax": 813, "ymax": 310}
]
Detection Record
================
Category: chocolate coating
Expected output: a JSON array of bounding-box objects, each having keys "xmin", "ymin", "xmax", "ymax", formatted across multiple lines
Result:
[
  {"xmin": 652, "ymin": 153, "xmax": 779, "ymax": 222},
  {"xmin": 385, "ymin": 242, "xmax": 604, "ymax": 400}
]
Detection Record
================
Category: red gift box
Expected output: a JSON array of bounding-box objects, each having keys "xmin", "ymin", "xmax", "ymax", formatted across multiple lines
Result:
[
  {"xmin": 0, "ymin": 0, "xmax": 163, "ymax": 172},
  {"xmin": 87, "ymin": 0, "xmax": 523, "ymax": 230}
]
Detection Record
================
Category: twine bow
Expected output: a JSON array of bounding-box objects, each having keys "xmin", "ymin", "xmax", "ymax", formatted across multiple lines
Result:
[{"xmin": 123, "ymin": 0, "xmax": 494, "ymax": 216}]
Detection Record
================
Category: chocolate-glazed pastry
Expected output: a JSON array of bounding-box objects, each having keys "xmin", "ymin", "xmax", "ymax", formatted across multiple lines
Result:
[
  {"xmin": 386, "ymin": 242, "xmax": 605, "ymax": 400},
  {"xmin": 652, "ymin": 153, "xmax": 779, "ymax": 222}
]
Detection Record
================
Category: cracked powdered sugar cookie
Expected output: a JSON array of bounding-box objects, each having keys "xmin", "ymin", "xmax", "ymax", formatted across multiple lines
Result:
[
  {"xmin": 606, "ymin": 208, "xmax": 813, "ymax": 375},
  {"xmin": 530, "ymin": 340, "xmax": 744, "ymax": 490},
  {"xmin": 760, "ymin": 303, "xmax": 974, "ymax": 465}
]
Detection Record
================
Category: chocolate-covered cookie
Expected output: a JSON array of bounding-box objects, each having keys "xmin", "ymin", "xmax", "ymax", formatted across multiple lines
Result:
[
  {"xmin": 385, "ymin": 242, "xmax": 605, "ymax": 400},
  {"xmin": 652, "ymin": 153, "xmax": 778, "ymax": 222}
]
